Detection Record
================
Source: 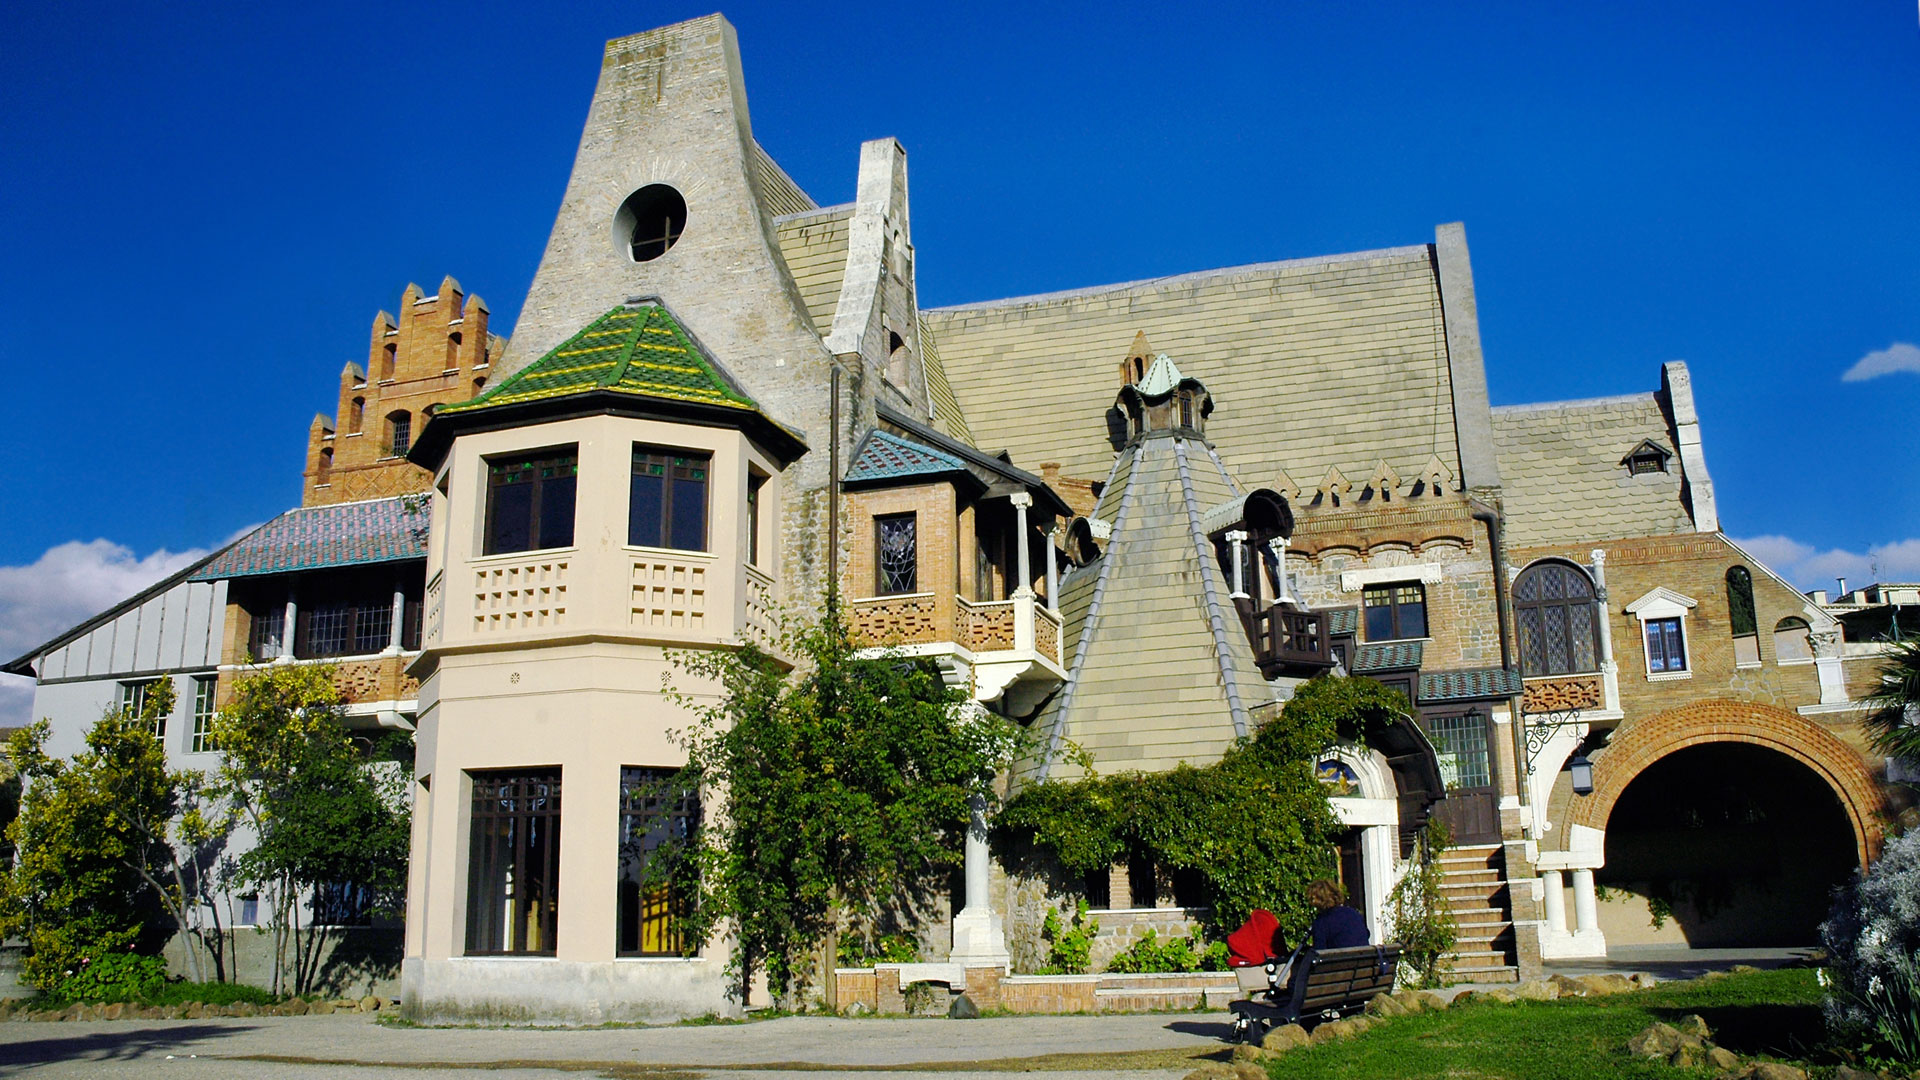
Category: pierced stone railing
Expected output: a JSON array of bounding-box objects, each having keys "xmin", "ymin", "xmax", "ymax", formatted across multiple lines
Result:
[
  {"xmin": 472, "ymin": 557, "xmax": 569, "ymax": 634},
  {"xmin": 848, "ymin": 593, "xmax": 941, "ymax": 645},
  {"xmin": 631, "ymin": 554, "xmax": 711, "ymax": 632},
  {"xmin": 1521, "ymin": 674, "xmax": 1604, "ymax": 714},
  {"xmin": 1034, "ymin": 604, "xmax": 1063, "ymax": 665},
  {"xmin": 424, "ymin": 570, "xmax": 444, "ymax": 645},
  {"xmin": 743, "ymin": 565, "xmax": 777, "ymax": 644},
  {"xmin": 958, "ymin": 598, "xmax": 1017, "ymax": 653},
  {"xmin": 331, "ymin": 656, "xmax": 420, "ymax": 704}
]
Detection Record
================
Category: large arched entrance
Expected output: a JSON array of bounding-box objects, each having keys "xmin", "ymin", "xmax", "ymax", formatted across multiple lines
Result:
[{"xmin": 1566, "ymin": 699, "xmax": 1883, "ymax": 947}]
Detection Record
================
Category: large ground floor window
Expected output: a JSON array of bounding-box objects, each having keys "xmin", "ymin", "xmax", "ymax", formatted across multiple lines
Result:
[
  {"xmin": 618, "ymin": 766, "xmax": 700, "ymax": 956},
  {"xmin": 466, "ymin": 769, "xmax": 562, "ymax": 956}
]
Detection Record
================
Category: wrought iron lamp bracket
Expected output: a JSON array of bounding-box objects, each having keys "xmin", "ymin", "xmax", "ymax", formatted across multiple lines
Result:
[{"xmin": 1523, "ymin": 707, "xmax": 1586, "ymax": 775}]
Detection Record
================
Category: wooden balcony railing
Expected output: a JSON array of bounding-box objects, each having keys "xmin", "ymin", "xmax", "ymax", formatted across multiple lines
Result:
[{"xmin": 1246, "ymin": 604, "xmax": 1334, "ymax": 676}]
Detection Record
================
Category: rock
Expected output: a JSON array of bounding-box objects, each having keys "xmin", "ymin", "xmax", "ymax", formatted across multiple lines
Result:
[
  {"xmin": 1181, "ymin": 1066, "xmax": 1234, "ymax": 1080},
  {"xmin": 103, "ymin": 1002, "xmax": 128, "ymax": 1021},
  {"xmin": 1389, "ymin": 990, "xmax": 1428, "ymax": 1012},
  {"xmin": 1366, "ymin": 992, "xmax": 1408, "ymax": 1017},
  {"xmin": 1748, "ymin": 1064, "xmax": 1807, "ymax": 1080},
  {"xmin": 1549, "ymin": 974, "xmax": 1590, "ymax": 997},
  {"xmin": 361, "ymin": 994, "xmax": 380, "ymax": 1012},
  {"xmin": 1628, "ymin": 972, "xmax": 1659, "ymax": 988},
  {"xmin": 1627, "ymin": 1022, "xmax": 1683, "ymax": 1059},
  {"xmin": 1417, "ymin": 991, "xmax": 1449, "ymax": 1012},
  {"xmin": 1671, "ymin": 1044, "xmax": 1705, "ymax": 1069},
  {"xmin": 1309, "ymin": 1018, "xmax": 1364, "ymax": 1044},
  {"xmin": 842, "ymin": 1000, "xmax": 869, "ymax": 1017},
  {"xmin": 1576, "ymin": 973, "xmax": 1636, "ymax": 996},
  {"xmin": 282, "ymin": 999, "xmax": 308, "ymax": 1016},
  {"xmin": 1262, "ymin": 1023, "xmax": 1310, "ymax": 1051},
  {"xmin": 1706, "ymin": 1046, "xmax": 1741, "ymax": 1071},
  {"xmin": 182, "ymin": 1003, "xmax": 204, "ymax": 1019},
  {"xmin": 1698, "ymin": 970, "xmax": 1731, "ymax": 981},
  {"xmin": 310, "ymin": 1000, "xmax": 334, "ymax": 1015},
  {"xmin": 1831, "ymin": 1067, "xmax": 1880, "ymax": 1080},
  {"xmin": 1231, "ymin": 1063, "xmax": 1267, "ymax": 1080},
  {"xmin": 946, "ymin": 993, "xmax": 979, "ymax": 1020},
  {"xmin": 1513, "ymin": 980, "xmax": 1559, "ymax": 1001},
  {"xmin": 1481, "ymin": 989, "xmax": 1517, "ymax": 1004},
  {"xmin": 1676, "ymin": 1013, "xmax": 1712, "ymax": 1040},
  {"xmin": 1729, "ymin": 964, "xmax": 1762, "ymax": 975}
]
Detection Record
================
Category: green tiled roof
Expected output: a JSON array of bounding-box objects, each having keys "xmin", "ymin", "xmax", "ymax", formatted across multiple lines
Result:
[
  {"xmin": 1419, "ymin": 668, "xmax": 1523, "ymax": 703},
  {"xmin": 1350, "ymin": 640, "xmax": 1423, "ymax": 672},
  {"xmin": 1324, "ymin": 607, "xmax": 1359, "ymax": 637},
  {"xmin": 192, "ymin": 497, "xmax": 426, "ymax": 579},
  {"xmin": 437, "ymin": 303, "xmax": 760, "ymax": 418},
  {"xmin": 845, "ymin": 431, "xmax": 969, "ymax": 484}
]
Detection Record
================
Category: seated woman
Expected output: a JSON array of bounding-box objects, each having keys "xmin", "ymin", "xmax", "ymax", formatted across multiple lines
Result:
[{"xmin": 1305, "ymin": 878, "xmax": 1370, "ymax": 949}]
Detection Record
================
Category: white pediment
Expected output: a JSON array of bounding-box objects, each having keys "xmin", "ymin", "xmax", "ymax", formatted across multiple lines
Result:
[{"xmin": 1624, "ymin": 586, "xmax": 1697, "ymax": 620}]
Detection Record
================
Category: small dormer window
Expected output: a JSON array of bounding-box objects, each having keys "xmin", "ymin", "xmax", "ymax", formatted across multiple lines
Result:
[
  {"xmin": 1178, "ymin": 391, "xmax": 1194, "ymax": 429},
  {"xmin": 1622, "ymin": 440, "xmax": 1672, "ymax": 476}
]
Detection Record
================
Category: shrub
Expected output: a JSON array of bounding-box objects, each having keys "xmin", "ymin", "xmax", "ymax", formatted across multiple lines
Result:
[
  {"xmin": 1385, "ymin": 816, "xmax": 1456, "ymax": 988},
  {"xmin": 836, "ymin": 930, "xmax": 919, "ymax": 966},
  {"xmin": 47, "ymin": 951, "xmax": 169, "ymax": 1004},
  {"xmin": 1823, "ymin": 827, "xmax": 1920, "ymax": 1066},
  {"xmin": 1037, "ymin": 900, "xmax": 1099, "ymax": 974},
  {"xmin": 1102, "ymin": 929, "xmax": 1229, "ymax": 973}
]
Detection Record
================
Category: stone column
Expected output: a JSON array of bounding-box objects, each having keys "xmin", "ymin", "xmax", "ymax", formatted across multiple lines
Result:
[
  {"xmin": 948, "ymin": 786, "xmax": 1010, "ymax": 968},
  {"xmin": 1010, "ymin": 492, "xmax": 1033, "ymax": 597},
  {"xmin": 1044, "ymin": 526, "xmax": 1060, "ymax": 609},
  {"xmin": 1542, "ymin": 869, "xmax": 1567, "ymax": 935},
  {"xmin": 1570, "ymin": 868, "xmax": 1599, "ymax": 934},
  {"xmin": 1590, "ymin": 549, "xmax": 1619, "ymax": 710},
  {"xmin": 387, "ymin": 586, "xmax": 406, "ymax": 654},
  {"xmin": 1225, "ymin": 530, "xmax": 1248, "ymax": 599},
  {"xmin": 277, "ymin": 597, "xmax": 298, "ymax": 662},
  {"xmin": 1271, "ymin": 537, "xmax": 1293, "ymax": 603}
]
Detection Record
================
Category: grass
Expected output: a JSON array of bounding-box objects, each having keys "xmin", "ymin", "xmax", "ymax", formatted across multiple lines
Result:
[{"xmin": 1260, "ymin": 969, "xmax": 1828, "ymax": 1079}]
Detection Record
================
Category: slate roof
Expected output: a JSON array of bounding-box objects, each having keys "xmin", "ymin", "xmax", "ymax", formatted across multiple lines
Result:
[
  {"xmin": 437, "ymin": 303, "xmax": 762, "ymax": 419},
  {"xmin": 1419, "ymin": 667, "xmax": 1523, "ymax": 703},
  {"xmin": 1490, "ymin": 393, "xmax": 1693, "ymax": 548},
  {"xmin": 1350, "ymin": 640, "xmax": 1424, "ymax": 672},
  {"xmin": 193, "ymin": 497, "xmax": 428, "ymax": 580},
  {"xmin": 844, "ymin": 431, "xmax": 970, "ymax": 484},
  {"xmin": 1135, "ymin": 354, "xmax": 1188, "ymax": 398}
]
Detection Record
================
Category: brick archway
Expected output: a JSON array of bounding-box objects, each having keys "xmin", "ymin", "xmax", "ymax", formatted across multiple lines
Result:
[{"xmin": 1568, "ymin": 699, "xmax": 1883, "ymax": 867}]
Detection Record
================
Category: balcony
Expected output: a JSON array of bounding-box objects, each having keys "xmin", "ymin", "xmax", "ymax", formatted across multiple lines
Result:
[
  {"xmin": 848, "ymin": 591, "xmax": 1067, "ymax": 705},
  {"xmin": 1243, "ymin": 603, "xmax": 1334, "ymax": 677}
]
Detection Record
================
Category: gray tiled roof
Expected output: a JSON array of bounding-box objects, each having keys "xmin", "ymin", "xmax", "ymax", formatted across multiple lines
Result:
[
  {"xmin": 844, "ymin": 431, "xmax": 968, "ymax": 484},
  {"xmin": 1350, "ymin": 640, "xmax": 1424, "ymax": 672},
  {"xmin": 193, "ymin": 497, "xmax": 427, "ymax": 580},
  {"xmin": 1419, "ymin": 667, "xmax": 1523, "ymax": 702}
]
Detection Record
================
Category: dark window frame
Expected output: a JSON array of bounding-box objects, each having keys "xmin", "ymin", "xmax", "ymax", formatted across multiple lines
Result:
[
  {"xmin": 746, "ymin": 472, "xmax": 766, "ymax": 567},
  {"xmin": 628, "ymin": 448, "xmax": 710, "ymax": 552},
  {"xmin": 617, "ymin": 766, "xmax": 701, "ymax": 957},
  {"xmin": 484, "ymin": 449, "xmax": 578, "ymax": 556},
  {"xmin": 1514, "ymin": 561, "xmax": 1602, "ymax": 676},
  {"xmin": 465, "ymin": 769, "xmax": 563, "ymax": 957},
  {"xmin": 1645, "ymin": 616, "xmax": 1688, "ymax": 673},
  {"xmin": 876, "ymin": 512, "xmax": 919, "ymax": 596},
  {"xmin": 190, "ymin": 676, "xmax": 218, "ymax": 754},
  {"xmin": 1362, "ymin": 582, "xmax": 1428, "ymax": 641},
  {"xmin": 387, "ymin": 412, "xmax": 411, "ymax": 458}
]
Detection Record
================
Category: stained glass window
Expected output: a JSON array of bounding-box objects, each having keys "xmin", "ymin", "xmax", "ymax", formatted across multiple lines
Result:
[
  {"xmin": 1514, "ymin": 562, "xmax": 1600, "ymax": 676},
  {"xmin": 630, "ymin": 449, "xmax": 709, "ymax": 551},
  {"xmin": 877, "ymin": 513, "xmax": 917, "ymax": 595}
]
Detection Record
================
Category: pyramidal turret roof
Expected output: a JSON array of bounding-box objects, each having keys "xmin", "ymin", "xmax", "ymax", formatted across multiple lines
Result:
[
  {"xmin": 439, "ymin": 302, "xmax": 761, "ymax": 418},
  {"xmin": 1134, "ymin": 353, "xmax": 1188, "ymax": 398}
]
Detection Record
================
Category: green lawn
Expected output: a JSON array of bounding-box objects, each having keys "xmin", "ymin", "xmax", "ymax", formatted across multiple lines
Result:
[{"xmin": 1262, "ymin": 969, "xmax": 1829, "ymax": 1080}]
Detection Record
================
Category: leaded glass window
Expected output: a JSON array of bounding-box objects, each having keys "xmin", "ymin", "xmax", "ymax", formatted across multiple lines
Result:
[
  {"xmin": 1514, "ymin": 562, "xmax": 1600, "ymax": 676},
  {"xmin": 1362, "ymin": 582, "xmax": 1427, "ymax": 640},
  {"xmin": 1426, "ymin": 711, "xmax": 1492, "ymax": 791},
  {"xmin": 876, "ymin": 513, "xmax": 917, "ymax": 595},
  {"xmin": 466, "ymin": 770, "xmax": 562, "ymax": 956},
  {"xmin": 485, "ymin": 450, "xmax": 577, "ymax": 555},
  {"xmin": 249, "ymin": 603, "xmax": 285, "ymax": 661},
  {"xmin": 618, "ymin": 766, "xmax": 700, "ymax": 957},
  {"xmin": 1646, "ymin": 617, "xmax": 1687, "ymax": 673},
  {"xmin": 388, "ymin": 411, "xmax": 411, "ymax": 458},
  {"xmin": 629, "ymin": 449, "xmax": 709, "ymax": 551}
]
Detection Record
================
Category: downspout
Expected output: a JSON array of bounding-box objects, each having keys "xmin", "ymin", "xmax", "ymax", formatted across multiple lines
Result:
[
  {"xmin": 1470, "ymin": 499, "xmax": 1529, "ymax": 817},
  {"xmin": 827, "ymin": 363, "xmax": 842, "ymax": 615}
]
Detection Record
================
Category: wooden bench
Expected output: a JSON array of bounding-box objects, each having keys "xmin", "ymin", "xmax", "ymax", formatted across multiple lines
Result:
[{"xmin": 1227, "ymin": 944, "xmax": 1402, "ymax": 1042}]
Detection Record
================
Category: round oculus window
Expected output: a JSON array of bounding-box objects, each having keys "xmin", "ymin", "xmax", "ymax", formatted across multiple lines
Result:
[{"xmin": 614, "ymin": 184, "xmax": 688, "ymax": 263}]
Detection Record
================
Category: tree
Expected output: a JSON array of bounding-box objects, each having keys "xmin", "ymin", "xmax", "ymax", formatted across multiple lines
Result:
[
  {"xmin": 1862, "ymin": 639, "xmax": 1920, "ymax": 767},
  {"xmin": 1, "ymin": 683, "xmax": 228, "ymax": 988},
  {"xmin": 660, "ymin": 614, "xmax": 1023, "ymax": 1003},
  {"xmin": 209, "ymin": 665, "xmax": 411, "ymax": 996}
]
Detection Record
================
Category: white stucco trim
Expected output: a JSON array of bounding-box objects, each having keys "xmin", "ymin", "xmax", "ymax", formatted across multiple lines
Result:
[{"xmin": 1339, "ymin": 563, "xmax": 1445, "ymax": 592}]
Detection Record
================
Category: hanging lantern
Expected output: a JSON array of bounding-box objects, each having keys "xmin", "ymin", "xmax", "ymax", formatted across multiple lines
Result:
[{"xmin": 1569, "ymin": 752, "xmax": 1595, "ymax": 797}]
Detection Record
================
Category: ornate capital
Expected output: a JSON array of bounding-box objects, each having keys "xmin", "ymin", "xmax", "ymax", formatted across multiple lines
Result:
[
  {"xmin": 1008, "ymin": 491, "xmax": 1034, "ymax": 510},
  {"xmin": 1811, "ymin": 629, "xmax": 1843, "ymax": 659}
]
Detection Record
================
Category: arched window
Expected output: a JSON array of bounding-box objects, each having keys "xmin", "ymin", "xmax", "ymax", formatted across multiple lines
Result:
[
  {"xmin": 885, "ymin": 330, "xmax": 910, "ymax": 389},
  {"xmin": 387, "ymin": 411, "xmax": 411, "ymax": 458},
  {"xmin": 447, "ymin": 330, "xmax": 462, "ymax": 368},
  {"xmin": 1773, "ymin": 617, "xmax": 1813, "ymax": 663},
  {"xmin": 349, "ymin": 396, "xmax": 365, "ymax": 434},
  {"xmin": 1178, "ymin": 391, "xmax": 1194, "ymax": 429},
  {"xmin": 380, "ymin": 342, "xmax": 397, "ymax": 381},
  {"xmin": 316, "ymin": 447, "xmax": 333, "ymax": 485},
  {"xmin": 1726, "ymin": 566, "xmax": 1759, "ymax": 666},
  {"xmin": 1514, "ymin": 561, "xmax": 1600, "ymax": 676}
]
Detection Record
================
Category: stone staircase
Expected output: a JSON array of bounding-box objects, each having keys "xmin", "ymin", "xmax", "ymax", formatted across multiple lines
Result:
[{"xmin": 1439, "ymin": 843, "xmax": 1519, "ymax": 983}]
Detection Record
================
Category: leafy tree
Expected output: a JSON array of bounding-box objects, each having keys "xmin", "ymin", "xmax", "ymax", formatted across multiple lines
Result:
[
  {"xmin": 660, "ymin": 614, "xmax": 1023, "ymax": 1003},
  {"xmin": 209, "ymin": 665, "xmax": 411, "ymax": 996},
  {"xmin": 1863, "ymin": 639, "xmax": 1920, "ymax": 767},
  {"xmin": 1002, "ymin": 675, "xmax": 1410, "ymax": 944},
  {"xmin": 1, "ymin": 682, "xmax": 228, "ymax": 988}
]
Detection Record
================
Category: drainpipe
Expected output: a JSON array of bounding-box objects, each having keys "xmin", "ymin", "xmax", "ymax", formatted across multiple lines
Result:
[
  {"xmin": 1470, "ymin": 499, "xmax": 1528, "ymax": 815},
  {"xmin": 828, "ymin": 364, "xmax": 841, "ymax": 615}
]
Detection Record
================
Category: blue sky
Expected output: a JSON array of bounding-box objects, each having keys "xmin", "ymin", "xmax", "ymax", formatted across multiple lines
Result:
[{"xmin": 1, "ymin": 1, "xmax": 1916, "ymax": 699}]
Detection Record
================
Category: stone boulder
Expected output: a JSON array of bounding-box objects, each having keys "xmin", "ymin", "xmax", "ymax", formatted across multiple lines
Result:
[
  {"xmin": 1417, "ymin": 990, "xmax": 1449, "ymax": 1011},
  {"xmin": 1261, "ymin": 1023, "xmax": 1309, "ymax": 1051},
  {"xmin": 1366, "ymin": 992, "xmax": 1408, "ymax": 1018},
  {"xmin": 310, "ymin": 1000, "xmax": 335, "ymax": 1015},
  {"xmin": 359, "ymin": 995, "xmax": 380, "ymax": 1013},
  {"xmin": 1513, "ymin": 980, "xmax": 1559, "ymax": 1001},
  {"xmin": 1676, "ymin": 1013, "xmax": 1712, "ymax": 1040},
  {"xmin": 947, "ymin": 993, "xmax": 979, "ymax": 1020},
  {"xmin": 1670, "ymin": 1044, "xmax": 1705, "ymax": 1069},
  {"xmin": 1706, "ymin": 1046, "xmax": 1741, "ymax": 1072},
  {"xmin": 1549, "ymin": 974, "xmax": 1590, "ymax": 997},
  {"xmin": 1627, "ymin": 1022, "xmax": 1684, "ymax": 1059},
  {"xmin": 1576, "ymin": 973, "xmax": 1636, "ymax": 996},
  {"xmin": 1180, "ymin": 1065, "xmax": 1234, "ymax": 1080},
  {"xmin": 1230, "ymin": 1064, "xmax": 1267, "ymax": 1080},
  {"xmin": 1747, "ymin": 1064, "xmax": 1807, "ymax": 1080}
]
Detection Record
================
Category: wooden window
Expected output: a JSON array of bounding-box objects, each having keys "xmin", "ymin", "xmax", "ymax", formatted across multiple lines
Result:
[
  {"xmin": 191, "ymin": 676, "xmax": 217, "ymax": 754},
  {"xmin": 465, "ymin": 769, "xmax": 562, "ymax": 956},
  {"xmin": 484, "ymin": 450, "xmax": 577, "ymax": 555},
  {"xmin": 294, "ymin": 583, "xmax": 394, "ymax": 659},
  {"xmin": 746, "ymin": 472, "xmax": 766, "ymax": 566},
  {"xmin": 630, "ymin": 449, "xmax": 709, "ymax": 551},
  {"xmin": 1514, "ymin": 562, "xmax": 1600, "ymax": 675},
  {"xmin": 1645, "ymin": 616, "xmax": 1687, "ymax": 673},
  {"xmin": 119, "ymin": 680, "xmax": 163, "ymax": 738},
  {"xmin": 877, "ymin": 513, "xmax": 918, "ymax": 595},
  {"xmin": 617, "ymin": 767, "xmax": 700, "ymax": 957},
  {"xmin": 1362, "ymin": 582, "xmax": 1427, "ymax": 640}
]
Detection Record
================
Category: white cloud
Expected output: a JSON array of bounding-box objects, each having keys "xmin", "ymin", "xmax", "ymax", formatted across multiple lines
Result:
[
  {"xmin": 1731, "ymin": 534, "xmax": 1920, "ymax": 592},
  {"xmin": 1843, "ymin": 342, "xmax": 1920, "ymax": 382},
  {"xmin": 0, "ymin": 539, "xmax": 217, "ymax": 728}
]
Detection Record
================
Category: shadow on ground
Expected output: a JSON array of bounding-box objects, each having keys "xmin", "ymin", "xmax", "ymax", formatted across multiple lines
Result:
[
  {"xmin": 0, "ymin": 1023, "xmax": 258, "ymax": 1067},
  {"xmin": 1650, "ymin": 1002, "xmax": 1826, "ymax": 1060}
]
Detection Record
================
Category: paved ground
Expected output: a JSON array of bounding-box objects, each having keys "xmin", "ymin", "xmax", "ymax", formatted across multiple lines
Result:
[
  {"xmin": 1544, "ymin": 945, "xmax": 1818, "ymax": 980},
  {"xmin": 0, "ymin": 1011, "xmax": 1238, "ymax": 1079}
]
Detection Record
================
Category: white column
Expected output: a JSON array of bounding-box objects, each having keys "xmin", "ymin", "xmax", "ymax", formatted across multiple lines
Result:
[
  {"xmin": 1542, "ymin": 869, "xmax": 1567, "ymax": 935},
  {"xmin": 1010, "ymin": 492, "xmax": 1033, "ymax": 597},
  {"xmin": 386, "ymin": 586, "xmax": 406, "ymax": 654},
  {"xmin": 1225, "ymin": 530, "xmax": 1249, "ymax": 600},
  {"xmin": 277, "ymin": 597, "xmax": 298, "ymax": 662},
  {"xmin": 1272, "ymin": 537, "xmax": 1294, "ymax": 603},
  {"xmin": 1044, "ymin": 526, "xmax": 1060, "ymax": 608},
  {"xmin": 1591, "ymin": 549, "xmax": 1620, "ymax": 710},
  {"xmin": 1571, "ymin": 868, "xmax": 1599, "ymax": 934},
  {"xmin": 1812, "ymin": 630, "xmax": 1848, "ymax": 705},
  {"xmin": 949, "ymin": 787, "xmax": 1010, "ymax": 968}
]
